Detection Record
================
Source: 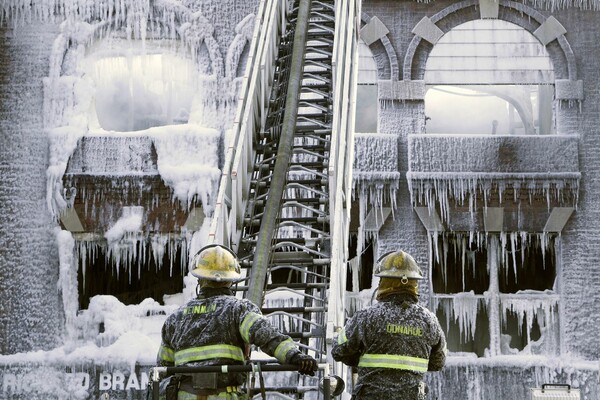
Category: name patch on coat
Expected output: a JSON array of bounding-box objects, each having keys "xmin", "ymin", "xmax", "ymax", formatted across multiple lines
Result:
[
  {"xmin": 183, "ymin": 304, "xmax": 217, "ymax": 315},
  {"xmin": 386, "ymin": 323, "xmax": 422, "ymax": 336}
]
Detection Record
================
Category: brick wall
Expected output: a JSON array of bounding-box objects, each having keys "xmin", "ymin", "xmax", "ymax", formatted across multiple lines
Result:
[{"xmin": 0, "ymin": 23, "xmax": 63, "ymax": 354}]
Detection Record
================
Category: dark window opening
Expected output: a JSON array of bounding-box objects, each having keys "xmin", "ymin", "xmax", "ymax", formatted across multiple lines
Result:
[
  {"xmin": 436, "ymin": 299, "xmax": 490, "ymax": 357},
  {"xmin": 501, "ymin": 309, "xmax": 542, "ymax": 353},
  {"xmin": 77, "ymin": 240, "xmax": 185, "ymax": 309},
  {"xmin": 432, "ymin": 234, "xmax": 489, "ymax": 294},
  {"xmin": 346, "ymin": 235, "xmax": 374, "ymax": 292},
  {"xmin": 270, "ymin": 266, "xmax": 304, "ymax": 285},
  {"xmin": 499, "ymin": 235, "xmax": 556, "ymax": 293},
  {"xmin": 431, "ymin": 233, "xmax": 559, "ymax": 357}
]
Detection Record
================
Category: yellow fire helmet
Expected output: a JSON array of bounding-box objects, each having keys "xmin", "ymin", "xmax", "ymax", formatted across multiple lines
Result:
[
  {"xmin": 190, "ymin": 244, "xmax": 242, "ymax": 282},
  {"xmin": 374, "ymin": 250, "xmax": 424, "ymax": 281}
]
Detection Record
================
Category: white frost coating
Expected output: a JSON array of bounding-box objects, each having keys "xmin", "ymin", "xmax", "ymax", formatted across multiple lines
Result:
[
  {"xmin": 225, "ymin": 13, "xmax": 255, "ymax": 79},
  {"xmin": 434, "ymin": 293, "xmax": 481, "ymax": 341},
  {"xmin": 353, "ymin": 172, "xmax": 401, "ymax": 213},
  {"xmin": 103, "ymin": 207, "xmax": 144, "ymax": 275},
  {"xmin": 0, "ymin": 295, "xmax": 177, "ymax": 371},
  {"xmin": 451, "ymin": 292, "xmax": 480, "ymax": 341},
  {"xmin": 104, "ymin": 206, "xmax": 144, "ymax": 244},
  {"xmin": 179, "ymin": 12, "xmax": 223, "ymax": 77},
  {"xmin": 46, "ymin": 126, "xmax": 85, "ymax": 217},
  {"xmin": 2, "ymin": 0, "xmax": 599, "ymax": 27},
  {"xmin": 500, "ymin": 293, "xmax": 559, "ymax": 353},
  {"xmin": 187, "ymin": 220, "xmax": 211, "ymax": 262},
  {"xmin": 526, "ymin": 0, "xmax": 600, "ymax": 11},
  {"xmin": 47, "ymin": 125, "xmax": 222, "ymax": 223},
  {"xmin": 56, "ymin": 228, "xmax": 79, "ymax": 340},
  {"xmin": 44, "ymin": 22, "xmax": 98, "ymax": 217},
  {"xmin": 352, "ymin": 175, "xmax": 399, "ymax": 250},
  {"xmin": 43, "ymin": 4, "xmax": 245, "ymax": 217},
  {"xmin": 76, "ymin": 233, "xmax": 190, "ymax": 282},
  {"xmin": 148, "ymin": 124, "xmax": 222, "ymax": 209}
]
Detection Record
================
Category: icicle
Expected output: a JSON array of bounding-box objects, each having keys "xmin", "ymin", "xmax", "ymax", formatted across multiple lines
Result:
[
  {"xmin": 56, "ymin": 228, "xmax": 79, "ymax": 340},
  {"xmin": 500, "ymin": 295, "xmax": 559, "ymax": 349},
  {"xmin": 452, "ymin": 291, "xmax": 480, "ymax": 341}
]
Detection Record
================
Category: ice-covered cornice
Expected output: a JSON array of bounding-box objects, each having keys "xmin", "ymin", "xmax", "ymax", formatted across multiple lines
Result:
[
  {"xmin": 2, "ymin": 0, "xmax": 599, "ymax": 25},
  {"xmin": 1, "ymin": 1, "xmax": 190, "ymax": 36}
]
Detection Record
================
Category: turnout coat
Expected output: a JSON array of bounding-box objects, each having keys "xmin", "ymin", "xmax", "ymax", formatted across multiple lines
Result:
[
  {"xmin": 332, "ymin": 293, "xmax": 447, "ymax": 400},
  {"xmin": 157, "ymin": 287, "xmax": 304, "ymax": 398}
]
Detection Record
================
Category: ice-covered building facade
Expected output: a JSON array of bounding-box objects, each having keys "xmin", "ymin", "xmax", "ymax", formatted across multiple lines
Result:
[
  {"xmin": 350, "ymin": 0, "xmax": 600, "ymax": 399},
  {"xmin": 0, "ymin": 0, "xmax": 261, "ymax": 398},
  {"xmin": 0, "ymin": 0, "xmax": 599, "ymax": 399}
]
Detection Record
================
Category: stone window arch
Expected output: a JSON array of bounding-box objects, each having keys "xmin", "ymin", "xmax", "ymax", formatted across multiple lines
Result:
[
  {"xmin": 402, "ymin": 0, "xmax": 582, "ymax": 111},
  {"xmin": 358, "ymin": 12, "xmax": 400, "ymax": 81},
  {"xmin": 423, "ymin": 19, "xmax": 556, "ymax": 135}
]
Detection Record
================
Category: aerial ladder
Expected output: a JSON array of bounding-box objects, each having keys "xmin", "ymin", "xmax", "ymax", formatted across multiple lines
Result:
[{"xmin": 206, "ymin": 0, "xmax": 360, "ymax": 397}]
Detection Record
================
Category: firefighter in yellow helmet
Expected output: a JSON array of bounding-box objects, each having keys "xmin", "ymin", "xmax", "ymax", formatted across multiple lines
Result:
[
  {"xmin": 332, "ymin": 250, "xmax": 447, "ymax": 400},
  {"xmin": 157, "ymin": 244, "xmax": 318, "ymax": 400}
]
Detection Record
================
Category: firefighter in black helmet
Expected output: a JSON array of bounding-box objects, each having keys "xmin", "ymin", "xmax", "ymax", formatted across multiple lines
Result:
[
  {"xmin": 331, "ymin": 250, "xmax": 447, "ymax": 400},
  {"xmin": 157, "ymin": 244, "xmax": 318, "ymax": 400}
]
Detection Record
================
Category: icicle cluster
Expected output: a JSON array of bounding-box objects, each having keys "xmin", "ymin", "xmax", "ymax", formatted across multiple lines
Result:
[
  {"xmin": 430, "ymin": 231, "xmax": 561, "ymax": 356},
  {"xmin": 408, "ymin": 173, "xmax": 579, "ymax": 224},
  {"xmin": 77, "ymin": 233, "xmax": 190, "ymax": 284}
]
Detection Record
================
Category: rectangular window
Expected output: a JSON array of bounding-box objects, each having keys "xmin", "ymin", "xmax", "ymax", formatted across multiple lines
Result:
[
  {"xmin": 431, "ymin": 232, "xmax": 559, "ymax": 357},
  {"xmin": 355, "ymin": 84, "xmax": 378, "ymax": 133}
]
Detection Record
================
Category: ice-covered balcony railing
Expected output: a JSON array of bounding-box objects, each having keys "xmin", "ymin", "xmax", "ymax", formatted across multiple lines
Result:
[
  {"xmin": 50, "ymin": 125, "xmax": 221, "ymax": 225},
  {"xmin": 48, "ymin": 125, "xmax": 221, "ymax": 276},
  {"xmin": 352, "ymin": 133, "xmax": 401, "ymax": 234},
  {"xmin": 407, "ymin": 134, "xmax": 580, "ymax": 224}
]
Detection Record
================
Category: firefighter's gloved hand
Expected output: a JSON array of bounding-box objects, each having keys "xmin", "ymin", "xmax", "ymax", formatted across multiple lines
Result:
[{"xmin": 290, "ymin": 353, "xmax": 318, "ymax": 376}]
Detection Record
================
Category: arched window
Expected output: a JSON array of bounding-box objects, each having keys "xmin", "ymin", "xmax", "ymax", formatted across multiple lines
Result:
[
  {"xmin": 82, "ymin": 41, "xmax": 197, "ymax": 132},
  {"xmin": 355, "ymin": 39, "xmax": 378, "ymax": 133},
  {"xmin": 424, "ymin": 20, "xmax": 555, "ymax": 135}
]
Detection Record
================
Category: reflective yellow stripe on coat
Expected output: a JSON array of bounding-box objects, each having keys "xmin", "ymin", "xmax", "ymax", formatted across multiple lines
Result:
[
  {"xmin": 336, "ymin": 328, "xmax": 347, "ymax": 345},
  {"xmin": 358, "ymin": 353, "xmax": 429, "ymax": 372},
  {"xmin": 174, "ymin": 344, "xmax": 245, "ymax": 365},
  {"xmin": 273, "ymin": 339, "xmax": 297, "ymax": 363},
  {"xmin": 240, "ymin": 312, "xmax": 262, "ymax": 343},
  {"xmin": 159, "ymin": 344, "xmax": 175, "ymax": 363}
]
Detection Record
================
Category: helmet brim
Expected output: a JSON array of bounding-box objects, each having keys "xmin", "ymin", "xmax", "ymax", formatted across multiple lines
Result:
[
  {"xmin": 190, "ymin": 268, "xmax": 242, "ymax": 282},
  {"xmin": 374, "ymin": 272, "xmax": 424, "ymax": 280}
]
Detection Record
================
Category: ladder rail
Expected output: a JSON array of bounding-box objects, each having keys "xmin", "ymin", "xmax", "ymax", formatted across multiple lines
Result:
[
  {"xmin": 327, "ymin": 0, "xmax": 361, "ymax": 383},
  {"xmin": 247, "ymin": 0, "xmax": 313, "ymax": 307},
  {"xmin": 208, "ymin": 0, "xmax": 288, "ymax": 250}
]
